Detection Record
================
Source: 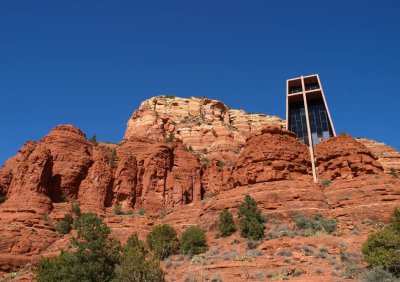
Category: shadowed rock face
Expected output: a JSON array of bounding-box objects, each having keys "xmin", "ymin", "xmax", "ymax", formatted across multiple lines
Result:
[
  {"xmin": 0, "ymin": 96, "xmax": 399, "ymax": 277},
  {"xmin": 39, "ymin": 125, "xmax": 93, "ymax": 201},
  {"xmin": 315, "ymin": 134, "xmax": 384, "ymax": 180}
]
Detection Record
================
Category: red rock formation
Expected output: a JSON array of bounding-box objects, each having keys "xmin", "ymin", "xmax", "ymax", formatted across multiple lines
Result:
[
  {"xmin": 123, "ymin": 96, "xmax": 285, "ymax": 165},
  {"xmin": 315, "ymin": 134, "xmax": 384, "ymax": 180},
  {"xmin": 112, "ymin": 139, "xmax": 202, "ymax": 214},
  {"xmin": 324, "ymin": 176, "xmax": 400, "ymax": 221},
  {"xmin": 201, "ymin": 161, "xmax": 233, "ymax": 196},
  {"xmin": 357, "ymin": 138, "xmax": 400, "ymax": 175},
  {"xmin": 232, "ymin": 126, "xmax": 312, "ymax": 186},
  {"xmin": 40, "ymin": 125, "xmax": 93, "ymax": 201},
  {"xmin": 78, "ymin": 147, "xmax": 113, "ymax": 214},
  {"xmin": 1, "ymin": 96, "xmax": 400, "ymax": 280}
]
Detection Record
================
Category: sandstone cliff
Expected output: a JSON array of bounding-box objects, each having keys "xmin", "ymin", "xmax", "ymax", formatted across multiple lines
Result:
[
  {"xmin": 0, "ymin": 96, "xmax": 400, "ymax": 281},
  {"xmin": 124, "ymin": 96, "xmax": 285, "ymax": 165}
]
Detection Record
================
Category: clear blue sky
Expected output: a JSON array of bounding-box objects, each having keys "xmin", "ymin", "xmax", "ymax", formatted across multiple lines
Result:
[{"xmin": 1, "ymin": 0, "xmax": 399, "ymax": 166}]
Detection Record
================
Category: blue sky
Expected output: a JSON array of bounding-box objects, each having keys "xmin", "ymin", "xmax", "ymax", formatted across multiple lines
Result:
[{"xmin": 1, "ymin": 0, "xmax": 399, "ymax": 166}]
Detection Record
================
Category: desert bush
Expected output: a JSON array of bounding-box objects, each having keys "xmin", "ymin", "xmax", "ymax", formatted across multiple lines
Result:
[
  {"xmin": 184, "ymin": 274, "xmax": 198, "ymax": 282},
  {"xmin": 218, "ymin": 209, "xmax": 236, "ymax": 237},
  {"xmin": 247, "ymin": 239, "xmax": 261, "ymax": 250},
  {"xmin": 321, "ymin": 179, "xmax": 332, "ymax": 186},
  {"xmin": 362, "ymin": 208, "xmax": 400, "ymax": 277},
  {"xmin": 277, "ymin": 249, "xmax": 293, "ymax": 257},
  {"xmin": 71, "ymin": 202, "xmax": 81, "ymax": 216},
  {"xmin": 293, "ymin": 214, "xmax": 337, "ymax": 235},
  {"xmin": 107, "ymin": 148, "xmax": 117, "ymax": 168},
  {"xmin": 138, "ymin": 207, "xmax": 146, "ymax": 216},
  {"xmin": 54, "ymin": 213, "xmax": 74, "ymax": 235},
  {"xmin": 147, "ymin": 224, "xmax": 179, "ymax": 260},
  {"xmin": 200, "ymin": 157, "xmax": 210, "ymax": 165},
  {"xmin": 166, "ymin": 133, "xmax": 174, "ymax": 143},
  {"xmin": 298, "ymin": 245, "xmax": 315, "ymax": 256},
  {"xmin": 210, "ymin": 274, "xmax": 223, "ymax": 282},
  {"xmin": 362, "ymin": 228, "xmax": 400, "ymax": 276},
  {"xmin": 181, "ymin": 226, "xmax": 208, "ymax": 256},
  {"xmin": 37, "ymin": 213, "xmax": 121, "ymax": 282},
  {"xmin": 361, "ymin": 267, "xmax": 397, "ymax": 282},
  {"xmin": 238, "ymin": 195, "xmax": 265, "ymax": 240},
  {"xmin": 116, "ymin": 247, "xmax": 165, "ymax": 282},
  {"xmin": 88, "ymin": 134, "xmax": 97, "ymax": 143},
  {"xmin": 293, "ymin": 269, "xmax": 304, "ymax": 277},
  {"xmin": 390, "ymin": 168, "xmax": 398, "ymax": 178},
  {"xmin": 216, "ymin": 161, "xmax": 227, "ymax": 167},
  {"xmin": 246, "ymin": 249, "xmax": 263, "ymax": 257},
  {"xmin": 389, "ymin": 208, "xmax": 400, "ymax": 232},
  {"xmin": 113, "ymin": 204, "xmax": 123, "ymax": 215},
  {"xmin": 125, "ymin": 233, "xmax": 146, "ymax": 253}
]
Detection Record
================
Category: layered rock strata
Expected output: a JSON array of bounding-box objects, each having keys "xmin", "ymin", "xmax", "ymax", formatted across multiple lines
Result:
[
  {"xmin": 124, "ymin": 96, "xmax": 285, "ymax": 165},
  {"xmin": 0, "ymin": 96, "xmax": 400, "ymax": 276},
  {"xmin": 357, "ymin": 138, "xmax": 400, "ymax": 175},
  {"xmin": 314, "ymin": 134, "xmax": 384, "ymax": 180}
]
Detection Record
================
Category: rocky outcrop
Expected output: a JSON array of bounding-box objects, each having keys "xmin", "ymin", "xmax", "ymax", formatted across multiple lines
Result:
[
  {"xmin": 39, "ymin": 125, "xmax": 93, "ymax": 201},
  {"xmin": 111, "ymin": 139, "xmax": 202, "ymax": 214},
  {"xmin": 1, "ymin": 142, "xmax": 53, "ymax": 214},
  {"xmin": 357, "ymin": 138, "xmax": 400, "ymax": 175},
  {"xmin": 324, "ymin": 176, "xmax": 400, "ymax": 221},
  {"xmin": 315, "ymin": 134, "xmax": 384, "ymax": 180},
  {"xmin": 1, "ymin": 96, "xmax": 400, "ymax": 278},
  {"xmin": 78, "ymin": 147, "xmax": 113, "ymax": 214},
  {"xmin": 232, "ymin": 126, "xmax": 312, "ymax": 186},
  {"xmin": 123, "ymin": 96, "xmax": 284, "ymax": 165}
]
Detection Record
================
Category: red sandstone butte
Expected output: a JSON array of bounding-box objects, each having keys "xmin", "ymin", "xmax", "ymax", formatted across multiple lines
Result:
[{"xmin": 0, "ymin": 96, "xmax": 399, "ymax": 281}]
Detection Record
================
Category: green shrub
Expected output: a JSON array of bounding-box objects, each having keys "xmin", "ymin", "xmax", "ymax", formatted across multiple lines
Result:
[
  {"xmin": 390, "ymin": 168, "xmax": 398, "ymax": 178},
  {"xmin": 0, "ymin": 195, "xmax": 5, "ymax": 204},
  {"xmin": 362, "ymin": 228, "xmax": 400, "ymax": 276},
  {"xmin": 54, "ymin": 214, "xmax": 74, "ymax": 235},
  {"xmin": 362, "ymin": 208, "xmax": 400, "ymax": 277},
  {"xmin": 147, "ymin": 224, "xmax": 179, "ymax": 260},
  {"xmin": 293, "ymin": 214, "xmax": 337, "ymax": 235},
  {"xmin": 200, "ymin": 157, "xmax": 210, "ymax": 165},
  {"xmin": 88, "ymin": 134, "xmax": 97, "ymax": 143},
  {"xmin": 216, "ymin": 161, "xmax": 227, "ymax": 167},
  {"xmin": 389, "ymin": 208, "xmax": 400, "ymax": 232},
  {"xmin": 238, "ymin": 195, "xmax": 265, "ymax": 240},
  {"xmin": 113, "ymin": 204, "xmax": 123, "ymax": 215},
  {"xmin": 181, "ymin": 226, "xmax": 208, "ymax": 256},
  {"xmin": 218, "ymin": 209, "xmax": 236, "ymax": 237},
  {"xmin": 138, "ymin": 207, "xmax": 146, "ymax": 216},
  {"xmin": 321, "ymin": 179, "xmax": 332, "ymax": 186},
  {"xmin": 71, "ymin": 202, "xmax": 81, "ymax": 216},
  {"xmin": 36, "ymin": 213, "xmax": 121, "ymax": 282},
  {"xmin": 55, "ymin": 220, "xmax": 72, "ymax": 235},
  {"xmin": 109, "ymin": 148, "xmax": 117, "ymax": 168},
  {"xmin": 166, "ymin": 133, "xmax": 174, "ymax": 143},
  {"xmin": 321, "ymin": 218, "xmax": 338, "ymax": 234},
  {"xmin": 115, "ymin": 247, "xmax": 165, "ymax": 282},
  {"xmin": 125, "ymin": 233, "xmax": 146, "ymax": 253},
  {"xmin": 116, "ymin": 233, "xmax": 165, "ymax": 282}
]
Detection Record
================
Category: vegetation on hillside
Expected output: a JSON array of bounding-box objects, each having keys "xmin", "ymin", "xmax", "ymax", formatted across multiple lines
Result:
[
  {"xmin": 238, "ymin": 195, "xmax": 265, "ymax": 240},
  {"xmin": 362, "ymin": 208, "xmax": 400, "ymax": 277}
]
